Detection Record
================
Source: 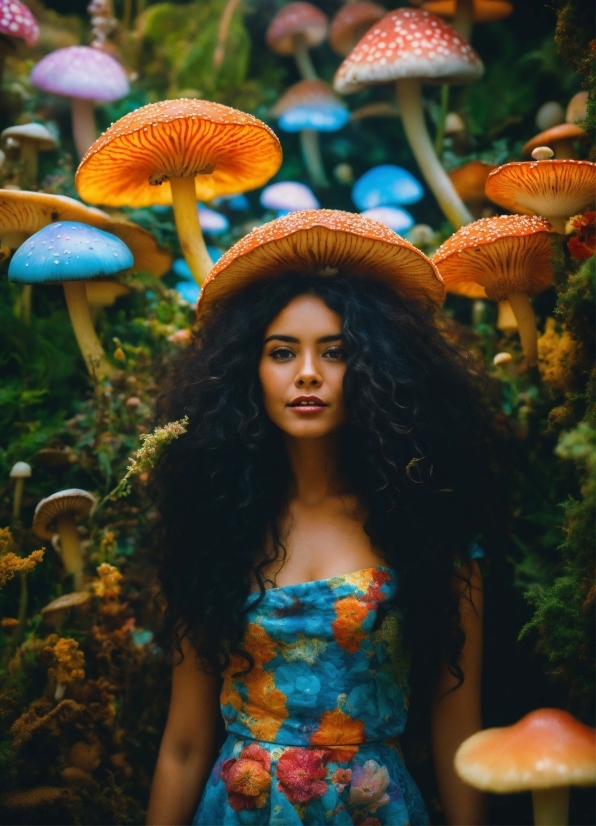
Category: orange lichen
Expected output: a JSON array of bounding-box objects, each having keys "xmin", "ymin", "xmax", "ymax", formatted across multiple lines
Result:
[
  {"xmin": 10, "ymin": 698, "xmax": 84, "ymax": 748},
  {"xmin": 45, "ymin": 637, "xmax": 85, "ymax": 685},
  {"xmin": 91, "ymin": 562, "xmax": 122, "ymax": 598},
  {"xmin": 0, "ymin": 528, "xmax": 44, "ymax": 587}
]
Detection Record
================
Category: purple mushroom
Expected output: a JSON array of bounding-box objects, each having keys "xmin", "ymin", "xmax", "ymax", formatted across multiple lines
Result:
[
  {"xmin": 30, "ymin": 45, "xmax": 129, "ymax": 159},
  {"xmin": 359, "ymin": 206, "xmax": 414, "ymax": 233},
  {"xmin": 197, "ymin": 206, "xmax": 230, "ymax": 234},
  {"xmin": 260, "ymin": 181, "xmax": 320, "ymax": 216},
  {"xmin": 0, "ymin": 0, "xmax": 39, "ymax": 86}
]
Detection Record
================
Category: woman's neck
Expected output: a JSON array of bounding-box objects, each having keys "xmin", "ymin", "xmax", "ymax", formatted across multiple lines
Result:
[{"xmin": 284, "ymin": 433, "xmax": 344, "ymax": 506}]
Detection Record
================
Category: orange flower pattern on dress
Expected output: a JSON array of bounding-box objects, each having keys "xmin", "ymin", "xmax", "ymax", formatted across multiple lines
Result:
[{"xmin": 197, "ymin": 565, "xmax": 449, "ymax": 824}]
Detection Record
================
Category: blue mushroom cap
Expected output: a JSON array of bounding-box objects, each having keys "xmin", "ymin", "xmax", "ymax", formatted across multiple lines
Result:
[
  {"xmin": 278, "ymin": 104, "xmax": 350, "ymax": 133},
  {"xmin": 352, "ymin": 165, "xmax": 424, "ymax": 210},
  {"xmin": 174, "ymin": 281, "xmax": 201, "ymax": 304},
  {"xmin": 8, "ymin": 222, "xmax": 134, "ymax": 284}
]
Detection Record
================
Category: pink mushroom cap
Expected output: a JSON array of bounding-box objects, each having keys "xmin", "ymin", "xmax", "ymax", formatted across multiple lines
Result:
[
  {"xmin": 0, "ymin": 0, "xmax": 39, "ymax": 47},
  {"xmin": 31, "ymin": 46, "xmax": 129, "ymax": 102},
  {"xmin": 266, "ymin": 2, "xmax": 328, "ymax": 55},
  {"xmin": 334, "ymin": 8, "xmax": 483, "ymax": 94}
]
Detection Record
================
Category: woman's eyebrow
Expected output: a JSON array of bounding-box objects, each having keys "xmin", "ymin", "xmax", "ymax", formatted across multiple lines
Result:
[{"xmin": 263, "ymin": 333, "xmax": 343, "ymax": 344}]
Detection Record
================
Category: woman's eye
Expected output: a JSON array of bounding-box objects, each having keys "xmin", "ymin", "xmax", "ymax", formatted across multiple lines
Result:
[
  {"xmin": 270, "ymin": 347, "xmax": 295, "ymax": 360},
  {"xmin": 324, "ymin": 347, "xmax": 346, "ymax": 360}
]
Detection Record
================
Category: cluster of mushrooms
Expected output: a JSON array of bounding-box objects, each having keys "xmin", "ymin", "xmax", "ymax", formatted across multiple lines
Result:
[{"xmin": 2, "ymin": 1, "xmax": 595, "ymax": 821}]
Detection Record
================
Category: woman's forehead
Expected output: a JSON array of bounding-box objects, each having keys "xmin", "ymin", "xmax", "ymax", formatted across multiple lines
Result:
[{"xmin": 263, "ymin": 294, "xmax": 342, "ymax": 338}]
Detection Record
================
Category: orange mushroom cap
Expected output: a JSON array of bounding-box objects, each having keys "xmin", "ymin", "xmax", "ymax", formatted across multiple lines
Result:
[
  {"xmin": 420, "ymin": 0, "xmax": 513, "ymax": 24},
  {"xmin": 329, "ymin": 1, "xmax": 386, "ymax": 57},
  {"xmin": 523, "ymin": 123, "xmax": 586, "ymax": 157},
  {"xmin": 75, "ymin": 99, "xmax": 282, "ymax": 208},
  {"xmin": 266, "ymin": 2, "xmax": 328, "ymax": 55},
  {"xmin": 455, "ymin": 708, "xmax": 596, "ymax": 793},
  {"xmin": 334, "ymin": 8, "xmax": 483, "ymax": 94},
  {"xmin": 198, "ymin": 208, "xmax": 445, "ymax": 317},
  {"xmin": 485, "ymin": 160, "xmax": 596, "ymax": 231},
  {"xmin": 448, "ymin": 160, "xmax": 497, "ymax": 202},
  {"xmin": 432, "ymin": 214, "xmax": 556, "ymax": 301}
]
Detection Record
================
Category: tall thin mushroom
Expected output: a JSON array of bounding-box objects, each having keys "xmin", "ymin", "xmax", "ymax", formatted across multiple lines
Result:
[
  {"xmin": 33, "ymin": 489, "xmax": 95, "ymax": 590},
  {"xmin": 334, "ymin": 8, "xmax": 483, "ymax": 230},
  {"xmin": 266, "ymin": 2, "xmax": 328, "ymax": 81},
  {"xmin": 76, "ymin": 99, "xmax": 282, "ymax": 286},
  {"xmin": 433, "ymin": 214, "xmax": 557, "ymax": 367}
]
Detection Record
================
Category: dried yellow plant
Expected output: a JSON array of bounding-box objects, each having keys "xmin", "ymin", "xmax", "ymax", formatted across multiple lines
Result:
[{"xmin": 0, "ymin": 527, "xmax": 44, "ymax": 588}]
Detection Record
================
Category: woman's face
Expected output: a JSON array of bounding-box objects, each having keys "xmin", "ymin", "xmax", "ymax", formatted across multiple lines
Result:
[{"xmin": 259, "ymin": 294, "xmax": 347, "ymax": 439}]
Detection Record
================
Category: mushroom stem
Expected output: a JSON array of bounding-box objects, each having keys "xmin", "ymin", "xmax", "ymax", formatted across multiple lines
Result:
[
  {"xmin": 531, "ymin": 787, "xmax": 569, "ymax": 826},
  {"xmin": 19, "ymin": 139, "xmax": 39, "ymax": 188},
  {"xmin": 56, "ymin": 511, "xmax": 84, "ymax": 590},
  {"xmin": 434, "ymin": 84, "xmax": 450, "ymax": 155},
  {"xmin": 62, "ymin": 281, "xmax": 112, "ymax": 380},
  {"xmin": 292, "ymin": 33, "xmax": 318, "ymax": 80},
  {"xmin": 12, "ymin": 477, "xmax": 25, "ymax": 522},
  {"xmin": 453, "ymin": 0, "xmax": 474, "ymax": 41},
  {"xmin": 545, "ymin": 216, "xmax": 567, "ymax": 235},
  {"xmin": 71, "ymin": 97, "xmax": 97, "ymax": 159},
  {"xmin": 396, "ymin": 78, "xmax": 473, "ymax": 230},
  {"xmin": 300, "ymin": 129, "xmax": 329, "ymax": 188},
  {"xmin": 169, "ymin": 176, "xmax": 214, "ymax": 285},
  {"xmin": 507, "ymin": 291, "xmax": 538, "ymax": 367}
]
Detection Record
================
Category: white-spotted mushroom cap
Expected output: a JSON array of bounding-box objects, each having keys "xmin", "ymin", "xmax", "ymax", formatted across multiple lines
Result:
[
  {"xmin": 75, "ymin": 98, "xmax": 282, "ymax": 208},
  {"xmin": 1, "ymin": 124, "xmax": 58, "ymax": 153},
  {"xmin": 10, "ymin": 461, "xmax": 31, "ymax": 478},
  {"xmin": 266, "ymin": 2, "xmax": 328, "ymax": 55},
  {"xmin": 485, "ymin": 160, "xmax": 596, "ymax": 232},
  {"xmin": 197, "ymin": 208, "xmax": 445, "ymax": 317},
  {"xmin": 329, "ymin": 1, "xmax": 386, "ymax": 57},
  {"xmin": 41, "ymin": 591, "xmax": 91, "ymax": 616},
  {"xmin": 30, "ymin": 46, "xmax": 129, "ymax": 103},
  {"xmin": 333, "ymin": 8, "xmax": 483, "ymax": 95},
  {"xmin": 522, "ymin": 123, "xmax": 586, "ymax": 157},
  {"xmin": 455, "ymin": 708, "xmax": 596, "ymax": 793},
  {"xmin": 33, "ymin": 489, "xmax": 95, "ymax": 541},
  {"xmin": 0, "ymin": 189, "xmax": 172, "ymax": 276},
  {"xmin": 432, "ymin": 214, "xmax": 556, "ymax": 301},
  {"xmin": 420, "ymin": 0, "xmax": 513, "ymax": 25},
  {"xmin": 0, "ymin": 0, "xmax": 39, "ymax": 47}
]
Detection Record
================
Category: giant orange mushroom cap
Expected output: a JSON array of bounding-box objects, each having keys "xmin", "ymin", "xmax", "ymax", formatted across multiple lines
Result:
[
  {"xmin": 455, "ymin": 708, "xmax": 596, "ymax": 826},
  {"xmin": 485, "ymin": 157, "xmax": 596, "ymax": 234},
  {"xmin": 266, "ymin": 2, "xmax": 328, "ymax": 80},
  {"xmin": 433, "ymin": 214, "xmax": 556, "ymax": 366},
  {"xmin": 198, "ymin": 208, "xmax": 445, "ymax": 318},
  {"xmin": 76, "ymin": 99, "xmax": 282, "ymax": 286},
  {"xmin": 334, "ymin": 9, "xmax": 483, "ymax": 230}
]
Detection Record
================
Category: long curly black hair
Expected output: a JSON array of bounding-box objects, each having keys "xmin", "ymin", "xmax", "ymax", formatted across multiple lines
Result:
[{"xmin": 150, "ymin": 271, "xmax": 499, "ymax": 705}]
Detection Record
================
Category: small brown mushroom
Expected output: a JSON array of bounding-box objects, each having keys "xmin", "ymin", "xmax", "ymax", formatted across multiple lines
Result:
[
  {"xmin": 1, "ymin": 124, "xmax": 57, "ymax": 188},
  {"xmin": 33, "ymin": 489, "xmax": 95, "ymax": 590}
]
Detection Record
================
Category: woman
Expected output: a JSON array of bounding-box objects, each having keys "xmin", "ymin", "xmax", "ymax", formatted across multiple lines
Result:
[{"xmin": 146, "ymin": 211, "xmax": 494, "ymax": 825}]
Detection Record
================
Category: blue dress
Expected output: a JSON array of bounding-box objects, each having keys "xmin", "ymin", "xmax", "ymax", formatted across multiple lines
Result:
[{"xmin": 193, "ymin": 566, "xmax": 429, "ymax": 825}]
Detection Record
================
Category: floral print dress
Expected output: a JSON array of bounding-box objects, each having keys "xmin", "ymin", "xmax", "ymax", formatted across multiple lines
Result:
[{"xmin": 193, "ymin": 566, "xmax": 429, "ymax": 825}]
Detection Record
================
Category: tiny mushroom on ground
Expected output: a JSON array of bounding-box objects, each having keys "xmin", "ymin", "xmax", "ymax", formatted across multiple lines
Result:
[
  {"xmin": 266, "ymin": 1, "xmax": 328, "ymax": 80},
  {"xmin": 8, "ymin": 222, "xmax": 134, "ymax": 380},
  {"xmin": 419, "ymin": 0, "xmax": 513, "ymax": 40},
  {"xmin": 10, "ymin": 461, "xmax": 31, "ymax": 522},
  {"xmin": 334, "ymin": 8, "xmax": 483, "ymax": 230},
  {"xmin": 33, "ymin": 488, "xmax": 95, "ymax": 590},
  {"xmin": 352, "ymin": 164, "xmax": 424, "ymax": 210},
  {"xmin": 260, "ymin": 181, "xmax": 320, "ymax": 215},
  {"xmin": 1, "ymin": 124, "xmax": 58, "ymax": 188},
  {"xmin": 433, "ymin": 214, "xmax": 557, "ymax": 367},
  {"xmin": 0, "ymin": 0, "xmax": 39, "ymax": 85},
  {"xmin": 30, "ymin": 45, "xmax": 130, "ymax": 158},
  {"xmin": 455, "ymin": 708, "xmax": 596, "ymax": 826},
  {"xmin": 329, "ymin": 2, "xmax": 386, "ymax": 56},
  {"xmin": 75, "ymin": 99, "xmax": 282, "ymax": 286},
  {"xmin": 485, "ymin": 151, "xmax": 596, "ymax": 234},
  {"xmin": 271, "ymin": 79, "xmax": 349, "ymax": 188},
  {"xmin": 523, "ymin": 123, "xmax": 587, "ymax": 160}
]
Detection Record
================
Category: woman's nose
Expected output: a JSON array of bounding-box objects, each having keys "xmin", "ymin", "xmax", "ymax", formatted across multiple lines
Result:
[{"xmin": 295, "ymin": 352, "xmax": 321, "ymax": 386}]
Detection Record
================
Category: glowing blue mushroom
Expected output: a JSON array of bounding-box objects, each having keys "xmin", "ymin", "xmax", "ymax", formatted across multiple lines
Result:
[
  {"xmin": 260, "ymin": 182, "xmax": 320, "ymax": 216},
  {"xmin": 174, "ymin": 281, "xmax": 201, "ymax": 305},
  {"xmin": 8, "ymin": 221, "xmax": 133, "ymax": 379},
  {"xmin": 360, "ymin": 206, "xmax": 414, "ymax": 233},
  {"xmin": 352, "ymin": 165, "xmax": 424, "ymax": 210}
]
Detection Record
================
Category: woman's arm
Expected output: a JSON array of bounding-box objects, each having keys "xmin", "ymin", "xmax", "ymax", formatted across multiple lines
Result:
[
  {"xmin": 431, "ymin": 560, "xmax": 487, "ymax": 826},
  {"xmin": 146, "ymin": 635, "xmax": 221, "ymax": 826}
]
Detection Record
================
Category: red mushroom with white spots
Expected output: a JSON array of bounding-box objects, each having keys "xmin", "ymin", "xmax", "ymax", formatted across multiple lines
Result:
[
  {"xmin": 266, "ymin": 2, "xmax": 328, "ymax": 81},
  {"xmin": 0, "ymin": 0, "xmax": 39, "ymax": 86},
  {"xmin": 334, "ymin": 8, "xmax": 483, "ymax": 230}
]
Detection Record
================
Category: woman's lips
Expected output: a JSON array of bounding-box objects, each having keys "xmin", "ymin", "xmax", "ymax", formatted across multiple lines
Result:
[{"xmin": 288, "ymin": 395, "xmax": 328, "ymax": 413}]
